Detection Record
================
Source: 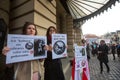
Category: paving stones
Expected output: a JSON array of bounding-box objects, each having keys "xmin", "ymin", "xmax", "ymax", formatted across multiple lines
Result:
[
  {"xmin": 89, "ymin": 54, "xmax": 120, "ymax": 80},
  {"xmin": 62, "ymin": 54, "xmax": 120, "ymax": 80}
]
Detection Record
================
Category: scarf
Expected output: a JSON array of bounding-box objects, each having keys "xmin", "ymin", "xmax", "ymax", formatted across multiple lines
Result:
[{"xmin": 47, "ymin": 35, "xmax": 52, "ymax": 44}]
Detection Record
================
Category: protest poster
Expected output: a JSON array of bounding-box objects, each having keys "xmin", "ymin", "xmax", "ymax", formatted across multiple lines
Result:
[
  {"xmin": 6, "ymin": 34, "xmax": 47, "ymax": 64},
  {"xmin": 74, "ymin": 46, "xmax": 86, "ymax": 70},
  {"xmin": 52, "ymin": 34, "xmax": 67, "ymax": 59},
  {"xmin": 74, "ymin": 45, "xmax": 90, "ymax": 80},
  {"xmin": 75, "ymin": 46, "xmax": 86, "ymax": 58}
]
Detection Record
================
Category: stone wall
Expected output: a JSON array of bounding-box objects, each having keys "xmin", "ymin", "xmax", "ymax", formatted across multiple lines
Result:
[{"xmin": 9, "ymin": 0, "xmax": 56, "ymax": 35}]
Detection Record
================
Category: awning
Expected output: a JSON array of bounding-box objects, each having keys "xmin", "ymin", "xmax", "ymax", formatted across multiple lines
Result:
[{"xmin": 60, "ymin": 0, "xmax": 120, "ymax": 22}]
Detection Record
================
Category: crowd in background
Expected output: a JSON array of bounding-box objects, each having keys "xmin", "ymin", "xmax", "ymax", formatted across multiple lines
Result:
[
  {"xmin": 85, "ymin": 39, "xmax": 120, "ymax": 74},
  {"xmin": 86, "ymin": 40, "xmax": 120, "ymax": 61}
]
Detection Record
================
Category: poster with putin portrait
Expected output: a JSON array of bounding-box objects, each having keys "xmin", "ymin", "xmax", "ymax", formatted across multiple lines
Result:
[
  {"xmin": 52, "ymin": 34, "xmax": 67, "ymax": 59},
  {"xmin": 6, "ymin": 34, "xmax": 47, "ymax": 64}
]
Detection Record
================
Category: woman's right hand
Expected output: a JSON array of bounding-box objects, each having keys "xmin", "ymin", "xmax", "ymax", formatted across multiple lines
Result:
[
  {"xmin": 48, "ymin": 44, "xmax": 52, "ymax": 51},
  {"xmin": 2, "ymin": 46, "xmax": 10, "ymax": 56},
  {"xmin": 2, "ymin": 47, "xmax": 13, "ymax": 67}
]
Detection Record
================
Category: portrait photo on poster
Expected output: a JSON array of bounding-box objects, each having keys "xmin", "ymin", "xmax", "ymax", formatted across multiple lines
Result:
[
  {"xmin": 81, "ymin": 48, "xmax": 85, "ymax": 56},
  {"xmin": 34, "ymin": 39, "xmax": 46, "ymax": 57}
]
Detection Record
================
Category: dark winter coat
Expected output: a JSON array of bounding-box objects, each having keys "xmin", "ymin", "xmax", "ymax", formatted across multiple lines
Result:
[
  {"xmin": 97, "ymin": 44, "xmax": 109, "ymax": 63},
  {"xmin": 44, "ymin": 36, "xmax": 65, "ymax": 80},
  {"xmin": 111, "ymin": 45, "xmax": 116, "ymax": 54}
]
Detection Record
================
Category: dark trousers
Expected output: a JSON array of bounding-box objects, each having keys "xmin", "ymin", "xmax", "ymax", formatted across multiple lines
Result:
[
  {"xmin": 117, "ymin": 50, "xmax": 120, "ymax": 57},
  {"xmin": 112, "ymin": 53, "xmax": 116, "ymax": 60},
  {"xmin": 100, "ymin": 61, "xmax": 110, "ymax": 72}
]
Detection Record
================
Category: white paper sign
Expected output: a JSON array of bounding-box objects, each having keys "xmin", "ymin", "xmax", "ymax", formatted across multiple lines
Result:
[
  {"xmin": 52, "ymin": 34, "xmax": 67, "ymax": 59},
  {"xmin": 75, "ymin": 46, "xmax": 87, "ymax": 70},
  {"xmin": 6, "ymin": 34, "xmax": 47, "ymax": 64},
  {"xmin": 74, "ymin": 45, "xmax": 90, "ymax": 80}
]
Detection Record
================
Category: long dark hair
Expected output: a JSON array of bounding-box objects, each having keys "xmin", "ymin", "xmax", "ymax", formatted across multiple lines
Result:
[
  {"xmin": 46, "ymin": 26, "xmax": 56, "ymax": 37},
  {"xmin": 22, "ymin": 22, "xmax": 37, "ymax": 35},
  {"xmin": 46, "ymin": 26, "xmax": 56, "ymax": 44}
]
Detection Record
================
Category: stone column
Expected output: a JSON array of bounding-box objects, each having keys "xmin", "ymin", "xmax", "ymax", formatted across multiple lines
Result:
[
  {"xmin": 66, "ymin": 15, "xmax": 74, "ymax": 57},
  {"xmin": 74, "ymin": 27, "xmax": 82, "ymax": 45}
]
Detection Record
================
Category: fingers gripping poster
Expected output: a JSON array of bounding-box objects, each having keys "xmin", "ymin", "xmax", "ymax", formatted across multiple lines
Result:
[
  {"xmin": 6, "ymin": 34, "xmax": 47, "ymax": 64},
  {"xmin": 52, "ymin": 34, "xmax": 67, "ymax": 59}
]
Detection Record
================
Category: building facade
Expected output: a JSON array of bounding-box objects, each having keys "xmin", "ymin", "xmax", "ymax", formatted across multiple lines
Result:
[
  {"xmin": 0, "ymin": 1, "xmax": 83, "ymax": 76},
  {"xmin": 0, "ymin": 0, "xmax": 82, "ymax": 56},
  {"xmin": 0, "ymin": 0, "xmax": 119, "ymax": 79}
]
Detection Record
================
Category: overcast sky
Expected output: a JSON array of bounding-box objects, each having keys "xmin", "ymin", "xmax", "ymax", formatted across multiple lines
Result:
[{"xmin": 82, "ymin": 2, "xmax": 120, "ymax": 36}]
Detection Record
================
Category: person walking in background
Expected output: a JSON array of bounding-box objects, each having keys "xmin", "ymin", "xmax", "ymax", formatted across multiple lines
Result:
[
  {"xmin": 44, "ymin": 26, "xmax": 65, "ymax": 80},
  {"xmin": 107, "ymin": 43, "xmax": 112, "ymax": 54},
  {"xmin": 86, "ymin": 43, "xmax": 91, "ymax": 61},
  {"xmin": 91, "ymin": 42, "xmax": 98, "ymax": 56},
  {"xmin": 2, "ymin": 22, "xmax": 47, "ymax": 80},
  {"xmin": 116, "ymin": 43, "xmax": 120, "ymax": 57},
  {"xmin": 111, "ymin": 43, "xmax": 116, "ymax": 60},
  {"xmin": 97, "ymin": 40, "xmax": 110, "ymax": 74}
]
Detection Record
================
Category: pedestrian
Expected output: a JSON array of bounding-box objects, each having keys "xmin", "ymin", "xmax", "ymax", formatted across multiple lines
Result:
[
  {"xmin": 111, "ymin": 43, "xmax": 116, "ymax": 60},
  {"xmin": 44, "ymin": 26, "xmax": 65, "ymax": 80},
  {"xmin": 97, "ymin": 40, "xmax": 110, "ymax": 74},
  {"xmin": 116, "ymin": 43, "xmax": 120, "ymax": 57},
  {"xmin": 91, "ymin": 42, "xmax": 98, "ymax": 56},
  {"xmin": 86, "ymin": 43, "xmax": 91, "ymax": 61},
  {"xmin": 2, "ymin": 22, "xmax": 47, "ymax": 80}
]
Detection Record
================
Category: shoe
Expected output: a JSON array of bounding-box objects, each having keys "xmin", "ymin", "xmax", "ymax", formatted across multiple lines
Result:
[
  {"xmin": 107, "ymin": 68, "xmax": 110, "ymax": 73},
  {"xmin": 107, "ymin": 70, "xmax": 110, "ymax": 73},
  {"xmin": 100, "ymin": 71, "xmax": 102, "ymax": 74}
]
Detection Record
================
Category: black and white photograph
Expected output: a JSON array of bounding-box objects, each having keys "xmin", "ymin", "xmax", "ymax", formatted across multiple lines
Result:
[
  {"xmin": 81, "ymin": 48, "xmax": 85, "ymax": 56},
  {"xmin": 34, "ymin": 39, "xmax": 46, "ymax": 57}
]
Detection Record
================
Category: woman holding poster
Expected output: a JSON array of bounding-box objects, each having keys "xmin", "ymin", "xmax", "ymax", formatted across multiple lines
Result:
[
  {"xmin": 44, "ymin": 26, "xmax": 65, "ymax": 80},
  {"xmin": 2, "ymin": 22, "xmax": 46, "ymax": 80}
]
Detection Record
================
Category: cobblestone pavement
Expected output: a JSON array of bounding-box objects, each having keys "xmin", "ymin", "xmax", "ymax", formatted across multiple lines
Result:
[
  {"xmin": 89, "ymin": 54, "xmax": 120, "ymax": 80},
  {"xmin": 62, "ymin": 54, "xmax": 120, "ymax": 80}
]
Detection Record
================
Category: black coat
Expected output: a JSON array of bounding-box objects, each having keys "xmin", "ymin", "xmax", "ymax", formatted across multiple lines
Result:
[
  {"xmin": 44, "ymin": 38, "xmax": 65, "ymax": 80},
  {"xmin": 97, "ymin": 44, "xmax": 109, "ymax": 63}
]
